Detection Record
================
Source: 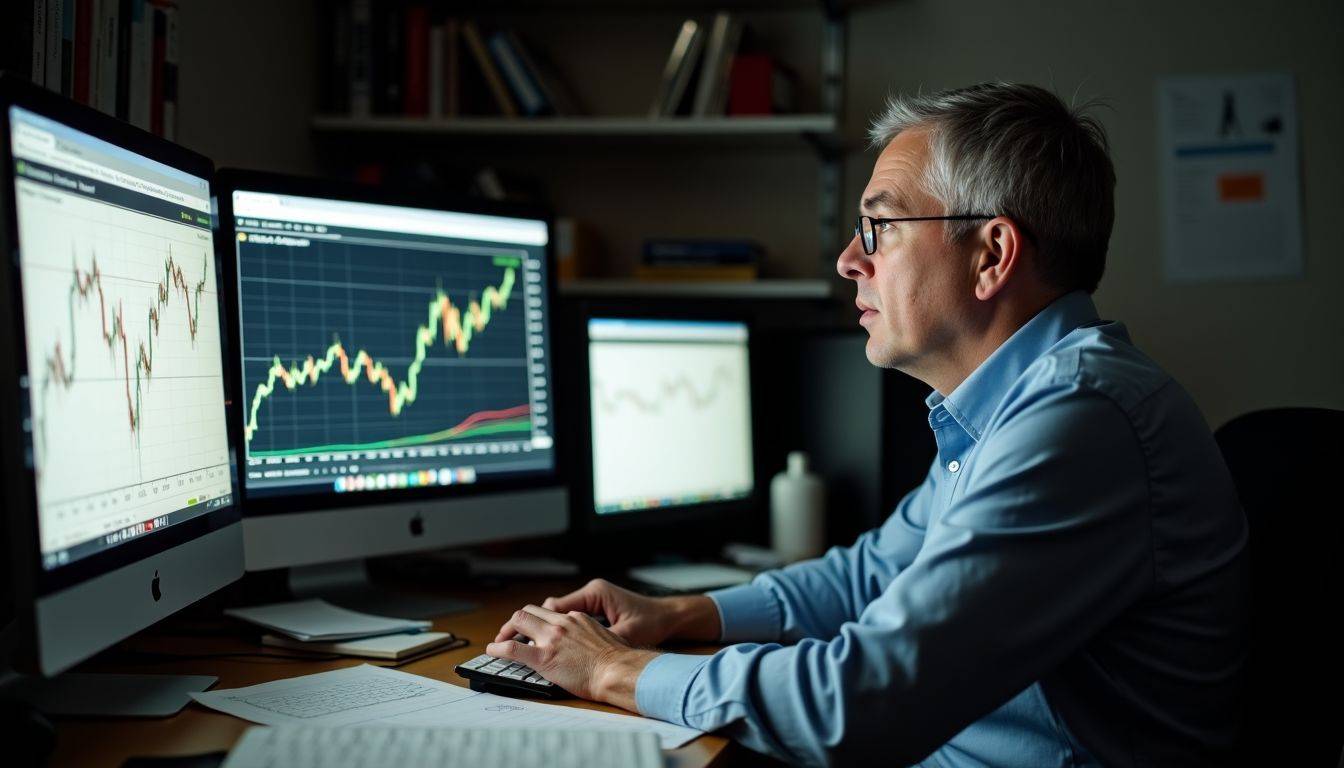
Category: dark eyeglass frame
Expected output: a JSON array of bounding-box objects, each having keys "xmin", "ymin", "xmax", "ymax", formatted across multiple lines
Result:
[{"xmin": 854, "ymin": 214, "xmax": 995, "ymax": 255}]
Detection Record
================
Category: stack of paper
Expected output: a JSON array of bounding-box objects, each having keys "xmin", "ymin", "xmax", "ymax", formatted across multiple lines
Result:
[
  {"xmin": 225, "ymin": 599, "xmax": 431, "ymax": 642},
  {"xmin": 192, "ymin": 665, "xmax": 703, "ymax": 750}
]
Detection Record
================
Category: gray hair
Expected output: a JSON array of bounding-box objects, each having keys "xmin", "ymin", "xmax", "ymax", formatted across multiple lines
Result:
[{"xmin": 868, "ymin": 83, "xmax": 1116, "ymax": 294}]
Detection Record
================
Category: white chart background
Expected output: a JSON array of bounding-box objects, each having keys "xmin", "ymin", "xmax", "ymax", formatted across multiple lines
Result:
[
  {"xmin": 588, "ymin": 340, "xmax": 752, "ymax": 510},
  {"xmin": 15, "ymin": 179, "xmax": 231, "ymax": 554}
]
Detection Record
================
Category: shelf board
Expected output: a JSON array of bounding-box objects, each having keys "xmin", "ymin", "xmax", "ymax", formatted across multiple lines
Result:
[
  {"xmin": 559, "ymin": 278, "xmax": 833, "ymax": 300},
  {"xmin": 311, "ymin": 114, "xmax": 839, "ymax": 139}
]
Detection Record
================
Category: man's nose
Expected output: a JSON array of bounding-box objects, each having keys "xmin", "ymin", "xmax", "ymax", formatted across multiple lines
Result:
[{"xmin": 836, "ymin": 234, "xmax": 871, "ymax": 281}]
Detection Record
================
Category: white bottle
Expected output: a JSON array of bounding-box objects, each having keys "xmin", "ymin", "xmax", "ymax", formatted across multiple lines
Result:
[{"xmin": 770, "ymin": 451, "xmax": 825, "ymax": 563}]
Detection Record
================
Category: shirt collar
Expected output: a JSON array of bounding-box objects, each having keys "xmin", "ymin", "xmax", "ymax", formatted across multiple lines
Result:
[{"xmin": 924, "ymin": 290, "xmax": 1102, "ymax": 442}]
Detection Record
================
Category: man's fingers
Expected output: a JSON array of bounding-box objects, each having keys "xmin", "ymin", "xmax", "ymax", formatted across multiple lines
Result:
[
  {"xmin": 542, "ymin": 586, "xmax": 596, "ymax": 615},
  {"xmin": 485, "ymin": 639, "xmax": 541, "ymax": 667},
  {"xmin": 492, "ymin": 606, "xmax": 551, "ymax": 643},
  {"xmin": 521, "ymin": 603, "xmax": 566, "ymax": 622}
]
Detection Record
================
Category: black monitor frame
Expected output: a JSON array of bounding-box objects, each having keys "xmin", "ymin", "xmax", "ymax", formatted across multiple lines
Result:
[
  {"xmin": 562, "ymin": 297, "xmax": 765, "ymax": 556},
  {"xmin": 0, "ymin": 74, "xmax": 241, "ymax": 601},
  {"xmin": 213, "ymin": 168, "xmax": 563, "ymax": 522}
]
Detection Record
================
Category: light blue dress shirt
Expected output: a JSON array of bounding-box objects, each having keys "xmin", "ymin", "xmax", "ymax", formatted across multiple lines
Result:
[{"xmin": 635, "ymin": 291, "xmax": 1248, "ymax": 767}]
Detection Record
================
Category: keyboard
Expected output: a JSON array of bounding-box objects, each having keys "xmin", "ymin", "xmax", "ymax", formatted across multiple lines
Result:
[
  {"xmin": 455, "ymin": 653, "xmax": 568, "ymax": 699},
  {"xmin": 222, "ymin": 725, "xmax": 663, "ymax": 768}
]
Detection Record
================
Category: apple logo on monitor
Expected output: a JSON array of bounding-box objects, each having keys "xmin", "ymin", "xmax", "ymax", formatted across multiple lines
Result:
[
  {"xmin": 409, "ymin": 513, "xmax": 424, "ymax": 537},
  {"xmin": 151, "ymin": 570, "xmax": 162, "ymax": 602}
]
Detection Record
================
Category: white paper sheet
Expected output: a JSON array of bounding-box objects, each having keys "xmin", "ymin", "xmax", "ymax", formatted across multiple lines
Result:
[
  {"xmin": 224, "ymin": 599, "xmax": 431, "ymax": 641},
  {"xmin": 191, "ymin": 664, "xmax": 703, "ymax": 750},
  {"xmin": 1157, "ymin": 73, "xmax": 1303, "ymax": 282}
]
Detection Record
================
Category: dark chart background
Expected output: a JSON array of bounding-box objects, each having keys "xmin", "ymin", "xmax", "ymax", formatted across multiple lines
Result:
[{"xmin": 238, "ymin": 235, "xmax": 535, "ymax": 457}]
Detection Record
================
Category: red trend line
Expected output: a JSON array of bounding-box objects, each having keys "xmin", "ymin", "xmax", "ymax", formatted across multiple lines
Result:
[{"xmin": 445, "ymin": 404, "xmax": 532, "ymax": 436}]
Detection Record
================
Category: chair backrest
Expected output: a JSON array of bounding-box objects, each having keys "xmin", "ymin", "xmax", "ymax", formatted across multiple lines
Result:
[{"xmin": 1214, "ymin": 407, "xmax": 1344, "ymax": 767}]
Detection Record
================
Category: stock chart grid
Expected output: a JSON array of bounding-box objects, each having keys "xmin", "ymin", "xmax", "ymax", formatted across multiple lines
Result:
[{"xmin": 236, "ymin": 222, "xmax": 553, "ymax": 497}]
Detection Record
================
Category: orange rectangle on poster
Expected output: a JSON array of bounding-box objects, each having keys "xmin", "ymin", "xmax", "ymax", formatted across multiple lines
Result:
[{"xmin": 1218, "ymin": 173, "xmax": 1265, "ymax": 202}]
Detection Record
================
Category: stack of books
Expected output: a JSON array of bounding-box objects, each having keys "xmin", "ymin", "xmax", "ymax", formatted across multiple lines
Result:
[
  {"xmin": 649, "ymin": 12, "xmax": 797, "ymax": 119},
  {"xmin": 325, "ymin": 1, "xmax": 581, "ymax": 119},
  {"xmin": 7, "ymin": 0, "xmax": 181, "ymax": 138},
  {"xmin": 636, "ymin": 238, "xmax": 764, "ymax": 282}
]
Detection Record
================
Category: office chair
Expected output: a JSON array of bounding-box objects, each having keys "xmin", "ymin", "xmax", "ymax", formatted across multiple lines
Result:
[{"xmin": 1214, "ymin": 407, "xmax": 1344, "ymax": 768}]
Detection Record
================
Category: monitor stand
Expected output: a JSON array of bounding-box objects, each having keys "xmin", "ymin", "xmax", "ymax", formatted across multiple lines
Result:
[
  {"xmin": 288, "ymin": 559, "xmax": 476, "ymax": 620},
  {"xmin": 2, "ymin": 670, "xmax": 216, "ymax": 717}
]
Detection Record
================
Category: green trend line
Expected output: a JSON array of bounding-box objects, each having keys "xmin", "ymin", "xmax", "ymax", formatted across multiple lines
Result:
[
  {"xmin": 244, "ymin": 266, "xmax": 516, "ymax": 444},
  {"xmin": 249, "ymin": 417, "xmax": 533, "ymax": 457}
]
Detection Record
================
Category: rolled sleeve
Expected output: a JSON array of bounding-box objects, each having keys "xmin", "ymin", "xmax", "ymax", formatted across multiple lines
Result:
[
  {"xmin": 635, "ymin": 652, "xmax": 712, "ymax": 725},
  {"xmin": 706, "ymin": 582, "xmax": 781, "ymax": 643}
]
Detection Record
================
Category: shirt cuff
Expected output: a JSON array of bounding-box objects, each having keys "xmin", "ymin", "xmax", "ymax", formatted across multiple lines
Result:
[
  {"xmin": 706, "ymin": 582, "xmax": 781, "ymax": 643},
  {"xmin": 635, "ymin": 652, "xmax": 711, "ymax": 725}
]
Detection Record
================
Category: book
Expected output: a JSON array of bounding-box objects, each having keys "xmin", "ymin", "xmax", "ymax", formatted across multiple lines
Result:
[
  {"xmin": 489, "ymin": 30, "xmax": 547, "ymax": 117},
  {"xmin": 97, "ymin": 0, "xmax": 120, "ymax": 115},
  {"xmin": 225, "ymin": 599, "xmax": 432, "ymax": 642},
  {"xmin": 261, "ymin": 631, "xmax": 458, "ymax": 661},
  {"xmin": 31, "ymin": 0, "xmax": 46, "ymax": 86},
  {"xmin": 373, "ymin": 1, "xmax": 403, "ymax": 114},
  {"xmin": 159, "ymin": 0, "xmax": 175, "ymax": 138},
  {"xmin": 73, "ymin": 0, "xmax": 91, "ymax": 103},
  {"xmin": 127, "ymin": 0, "xmax": 151, "ymax": 129},
  {"xmin": 402, "ymin": 3, "xmax": 428, "ymax": 116},
  {"xmin": 148, "ymin": 0, "xmax": 163, "ymax": 134},
  {"xmin": 59, "ymin": 0, "xmax": 74, "ymax": 96},
  {"xmin": 461, "ymin": 20, "xmax": 517, "ymax": 117},
  {"xmin": 634, "ymin": 264, "xmax": 759, "ymax": 282},
  {"xmin": 348, "ymin": 0, "xmax": 372, "ymax": 116},
  {"xmin": 692, "ymin": 12, "xmax": 741, "ymax": 117},
  {"xmin": 650, "ymin": 19, "xmax": 703, "ymax": 118},
  {"xmin": 115, "ymin": 0, "xmax": 131, "ymax": 119},
  {"xmin": 45, "ymin": 0, "xmax": 62, "ymax": 91},
  {"xmin": 511, "ymin": 31, "xmax": 578, "ymax": 116},
  {"xmin": 642, "ymin": 238, "xmax": 763, "ymax": 266}
]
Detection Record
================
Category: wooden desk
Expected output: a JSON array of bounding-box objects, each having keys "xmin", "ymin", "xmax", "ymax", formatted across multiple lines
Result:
[{"xmin": 49, "ymin": 579, "xmax": 738, "ymax": 767}]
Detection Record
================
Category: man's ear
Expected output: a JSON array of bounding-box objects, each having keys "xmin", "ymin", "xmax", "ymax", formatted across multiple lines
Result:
[{"xmin": 973, "ymin": 217, "xmax": 1025, "ymax": 301}]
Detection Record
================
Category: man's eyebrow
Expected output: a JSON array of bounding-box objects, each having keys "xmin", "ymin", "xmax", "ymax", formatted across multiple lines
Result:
[{"xmin": 861, "ymin": 189, "xmax": 910, "ymax": 216}]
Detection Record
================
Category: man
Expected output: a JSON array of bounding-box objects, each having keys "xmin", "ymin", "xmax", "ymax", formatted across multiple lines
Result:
[{"xmin": 486, "ymin": 83, "xmax": 1248, "ymax": 767}]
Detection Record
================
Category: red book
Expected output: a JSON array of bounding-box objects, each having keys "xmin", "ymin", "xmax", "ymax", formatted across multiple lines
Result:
[
  {"xmin": 728, "ymin": 54, "xmax": 773, "ymax": 116},
  {"xmin": 403, "ymin": 4, "xmax": 429, "ymax": 116},
  {"xmin": 73, "ymin": 0, "xmax": 94, "ymax": 104}
]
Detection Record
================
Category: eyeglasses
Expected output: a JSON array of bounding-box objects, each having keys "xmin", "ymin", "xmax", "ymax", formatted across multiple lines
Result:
[{"xmin": 854, "ymin": 214, "xmax": 995, "ymax": 255}]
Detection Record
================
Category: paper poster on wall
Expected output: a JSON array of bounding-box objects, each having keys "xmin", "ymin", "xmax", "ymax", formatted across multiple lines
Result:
[{"xmin": 1157, "ymin": 73, "xmax": 1303, "ymax": 282}]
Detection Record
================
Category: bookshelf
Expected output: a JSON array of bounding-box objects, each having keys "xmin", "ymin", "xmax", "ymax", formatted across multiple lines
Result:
[
  {"xmin": 311, "ymin": 114, "xmax": 838, "ymax": 138},
  {"xmin": 560, "ymin": 278, "xmax": 833, "ymax": 300},
  {"xmin": 312, "ymin": 2, "xmax": 861, "ymax": 288}
]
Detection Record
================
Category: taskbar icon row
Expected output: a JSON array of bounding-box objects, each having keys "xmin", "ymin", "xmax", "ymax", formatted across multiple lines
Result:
[{"xmin": 334, "ymin": 467, "xmax": 478, "ymax": 493}]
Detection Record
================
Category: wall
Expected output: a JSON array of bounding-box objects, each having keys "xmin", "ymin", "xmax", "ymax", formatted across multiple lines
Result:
[
  {"xmin": 168, "ymin": 0, "xmax": 1343, "ymax": 429},
  {"xmin": 844, "ymin": 0, "xmax": 1344, "ymax": 428},
  {"xmin": 175, "ymin": 0, "xmax": 319, "ymax": 175}
]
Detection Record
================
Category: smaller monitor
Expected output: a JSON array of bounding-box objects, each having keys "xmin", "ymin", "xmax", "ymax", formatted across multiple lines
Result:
[{"xmin": 585, "ymin": 317, "xmax": 755, "ymax": 521}]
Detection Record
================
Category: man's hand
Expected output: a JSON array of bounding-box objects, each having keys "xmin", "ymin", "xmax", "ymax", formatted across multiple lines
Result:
[
  {"xmin": 539, "ymin": 578, "xmax": 721, "ymax": 647},
  {"xmin": 487, "ymin": 604, "xmax": 657, "ymax": 709}
]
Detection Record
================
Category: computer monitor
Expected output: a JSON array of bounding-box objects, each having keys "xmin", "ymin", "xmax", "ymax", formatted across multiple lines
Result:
[
  {"xmin": 0, "ymin": 78, "xmax": 242, "ymax": 684},
  {"xmin": 215, "ymin": 171, "xmax": 565, "ymax": 610},
  {"xmin": 579, "ymin": 313, "xmax": 757, "ymax": 537}
]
